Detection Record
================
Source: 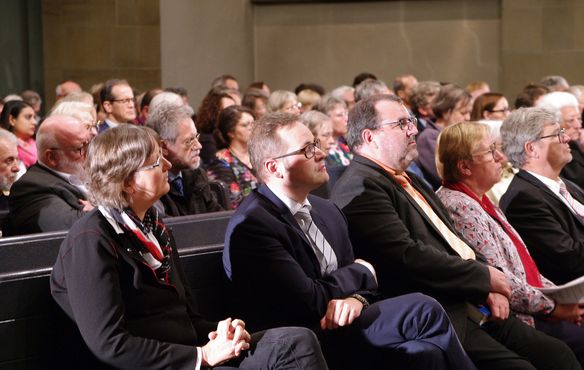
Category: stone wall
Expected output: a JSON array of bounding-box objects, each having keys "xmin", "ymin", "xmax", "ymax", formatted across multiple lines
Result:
[{"xmin": 41, "ymin": 0, "xmax": 160, "ymax": 108}]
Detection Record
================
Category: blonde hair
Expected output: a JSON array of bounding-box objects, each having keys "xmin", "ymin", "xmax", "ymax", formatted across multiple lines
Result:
[{"xmin": 436, "ymin": 121, "xmax": 488, "ymax": 183}]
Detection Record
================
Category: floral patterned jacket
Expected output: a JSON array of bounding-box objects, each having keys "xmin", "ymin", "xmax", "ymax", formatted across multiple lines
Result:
[
  {"xmin": 437, "ymin": 187, "xmax": 555, "ymax": 326},
  {"xmin": 207, "ymin": 148, "xmax": 258, "ymax": 209}
]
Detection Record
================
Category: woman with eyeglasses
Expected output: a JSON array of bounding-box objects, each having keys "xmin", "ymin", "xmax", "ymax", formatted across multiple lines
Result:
[
  {"xmin": 207, "ymin": 106, "xmax": 258, "ymax": 209},
  {"xmin": 314, "ymin": 95, "xmax": 352, "ymax": 169},
  {"xmin": 50, "ymin": 124, "xmax": 329, "ymax": 370},
  {"xmin": 266, "ymin": 90, "xmax": 300, "ymax": 115},
  {"xmin": 435, "ymin": 121, "xmax": 584, "ymax": 367},
  {"xmin": 471, "ymin": 92, "xmax": 511, "ymax": 122},
  {"xmin": 0, "ymin": 100, "xmax": 38, "ymax": 168}
]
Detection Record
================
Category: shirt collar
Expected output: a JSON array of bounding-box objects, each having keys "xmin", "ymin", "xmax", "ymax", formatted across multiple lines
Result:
[
  {"xmin": 168, "ymin": 171, "xmax": 183, "ymax": 182},
  {"xmin": 37, "ymin": 161, "xmax": 88, "ymax": 195},
  {"xmin": 526, "ymin": 170, "xmax": 561, "ymax": 194},
  {"xmin": 266, "ymin": 183, "xmax": 311, "ymax": 216}
]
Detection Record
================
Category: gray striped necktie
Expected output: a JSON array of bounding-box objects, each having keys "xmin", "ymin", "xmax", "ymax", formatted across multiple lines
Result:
[{"xmin": 294, "ymin": 205, "xmax": 338, "ymax": 275}]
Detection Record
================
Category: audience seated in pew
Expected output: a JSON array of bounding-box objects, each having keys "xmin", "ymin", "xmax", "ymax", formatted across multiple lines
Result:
[
  {"xmin": 146, "ymin": 102, "xmax": 224, "ymax": 216},
  {"xmin": 331, "ymin": 94, "xmax": 580, "ymax": 369},
  {"xmin": 224, "ymin": 112, "xmax": 477, "ymax": 370},
  {"xmin": 500, "ymin": 107, "xmax": 584, "ymax": 285},
  {"xmin": 537, "ymin": 91, "xmax": 584, "ymax": 189},
  {"xmin": 207, "ymin": 106, "xmax": 258, "ymax": 209},
  {"xmin": 50, "ymin": 125, "xmax": 328, "ymax": 370},
  {"xmin": 7, "ymin": 114, "xmax": 94, "ymax": 236},
  {"xmin": 0, "ymin": 129, "xmax": 20, "ymax": 211},
  {"xmin": 436, "ymin": 121, "xmax": 584, "ymax": 367}
]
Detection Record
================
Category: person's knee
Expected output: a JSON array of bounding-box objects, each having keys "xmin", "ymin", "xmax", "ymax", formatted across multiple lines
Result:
[
  {"xmin": 264, "ymin": 326, "xmax": 319, "ymax": 348},
  {"xmin": 396, "ymin": 341, "xmax": 447, "ymax": 370},
  {"xmin": 545, "ymin": 337, "xmax": 581, "ymax": 370}
]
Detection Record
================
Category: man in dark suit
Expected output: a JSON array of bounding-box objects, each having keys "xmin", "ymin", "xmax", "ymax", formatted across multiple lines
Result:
[
  {"xmin": 7, "ymin": 115, "xmax": 94, "ymax": 235},
  {"xmin": 224, "ymin": 112, "xmax": 477, "ymax": 370},
  {"xmin": 331, "ymin": 94, "xmax": 580, "ymax": 370},
  {"xmin": 500, "ymin": 107, "xmax": 584, "ymax": 285},
  {"xmin": 146, "ymin": 102, "xmax": 224, "ymax": 216},
  {"xmin": 97, "ymin": 79, "xmax": 136, "ymax": 133}
]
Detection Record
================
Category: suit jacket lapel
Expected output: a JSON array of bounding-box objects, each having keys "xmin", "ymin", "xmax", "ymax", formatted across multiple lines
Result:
[
  {"xmin": 258, "ymin": 185, "xmax": 312, "ymax": 247},
  {"xmin": 518, "ymin": 170, "xmax": 584, "ymax": 228},
  {"xmin": 354, "ymin": 155, "xmax": 462, "ymax": 250}
]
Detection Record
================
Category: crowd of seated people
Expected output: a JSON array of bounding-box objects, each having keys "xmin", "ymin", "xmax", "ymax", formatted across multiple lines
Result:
[{"xmin": 3, "ymin": 71, "xmax": 584, "ymax": 369}]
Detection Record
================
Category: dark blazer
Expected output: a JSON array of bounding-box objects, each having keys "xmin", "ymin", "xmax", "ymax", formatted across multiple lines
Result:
[
  {"xmin": 500, "ymin": 170, "xmax": 584, "ymax": 285},
  {"xmin": 50, "ymin": 210, "xmax": 215, "ymax": 369},
  {"xmin": 223, "ymin": 184, "xmax": 377, "ymax": 331},
  {"xmin": 97, "ymin": 120, "xmax": 115, "ymax": 134},
  {"xmin": 160, "ymin": 168, "xmax": 224, "ymax": 217},
  {"xmin": 330, "ymin": 155, "xmax": 491, "ymax": 336},
  {"xmin": 7, "ymin": 163, "xmax": 86, "ymax": 235},
  {"xmin": 561, "ymin": 141, "xmax": 584, "ymax": 189},
  {"xmin": 415, "ymin": 120, "xmax": 442, "ymax": 189}
]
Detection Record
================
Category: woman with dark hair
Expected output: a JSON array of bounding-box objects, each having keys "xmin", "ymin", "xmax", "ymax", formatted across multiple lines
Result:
[
  {"xmin": 207, "ymin": 106, "xmax": 258, "ymax": 209},
  {"xmin": 50, "ymin": 124, "xmax": 329, "ymax": 370},
  {"xmin": 470, "ymin": 92, "xmax": 510, "ymax": 121},
  {"xmin": 0, "ymin": 100, "xmax": 37, "ymax": 167},
  {"xmin": 195, "ymin": 89, "xmax": 236, "ymax": 166}
]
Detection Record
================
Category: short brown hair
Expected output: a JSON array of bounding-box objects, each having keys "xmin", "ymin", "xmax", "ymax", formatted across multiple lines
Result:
[
  {"xmin": 248, "ymin": 112, "xmax": 299, "ymax": 181},
  {"xmin": 471, "ymin": 92, "xmax": 504, "ymax": 121},
  {"xmin": 432, "ymin": 84, "xmax": 471, "ymax": 120}
]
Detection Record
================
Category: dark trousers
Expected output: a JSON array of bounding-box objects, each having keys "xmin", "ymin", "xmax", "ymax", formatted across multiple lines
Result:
[
  {"xmin": 535, "ymin": 317, "xmax": 584, "ymax": 368},
  {"xmin": 216, "ymin": 327, "xmax": 329, "ymax": 370},
  {"xmin": 464, "ymin": 315, "xmax": 581, "ymax": 370},
  {"xmin": 321, "ymin": 293, "xmax": 476, "ymax": 370}
]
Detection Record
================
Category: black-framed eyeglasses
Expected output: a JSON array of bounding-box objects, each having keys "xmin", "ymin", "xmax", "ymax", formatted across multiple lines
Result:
[
  {"xmin": 137, "ymin": 152, "xmax": 162, "ymax": 172},
  {"xmin": 472, "ymin": 143, "xmax": 501, "ymax": 161},
  {"xmin": 111, "ymin": 98, "xmax": 135, "ymax": 105},
  {"xmin": 377, "ymin": 116, "xmax": 418, "ymax": 131},
  {"xmin": 51, "ymin": 141, "xmax": 90, "ymax": 157},
  {"xmin": 534, "ymin": 128, "xmax": 568, "ymax": 144},
  {"xmin": 272, "ymin": 139, "xmax": 321, "ymax": 160}
]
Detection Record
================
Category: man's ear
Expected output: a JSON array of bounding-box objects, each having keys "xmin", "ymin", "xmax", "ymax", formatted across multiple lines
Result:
[
  {"xmin": 264, "ymin": 158, "xmax": 283, "ymax": 179},
  {"xmin": 160, "ymin": 139, "xmax": 170, "ymax": 157},
  {"xmin": 43, "ymin": 149, "xmax": 58, "ymax": 168},
  {"xmin": 361, "ymin": 129, "xmax": 374, "ymax": 145},
  {"xmin": 102, "ymin": 101, "xmax": 113, "ymax": 114},
  {"xmin": 524, "ymin": 141, "xmax": 537, "ymax": 159}
]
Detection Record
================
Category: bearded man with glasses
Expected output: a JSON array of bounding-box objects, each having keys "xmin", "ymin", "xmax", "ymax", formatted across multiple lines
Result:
[
  {"xmin": 7, "ymin": 115, "xmax": 95, "ymax": 235},
  {"xmin": 223, "ymin": 112, "xmax": 478, "ymax": 370}
]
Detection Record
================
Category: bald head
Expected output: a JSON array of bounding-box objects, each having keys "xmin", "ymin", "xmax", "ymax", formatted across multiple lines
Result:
[
  {"xmin": 56, "ymin": 81, "xmax": 82, "ymax": 100},
  {"xmin": 37, "ymin": 115, "xmax": 91, "ymax": 174}
]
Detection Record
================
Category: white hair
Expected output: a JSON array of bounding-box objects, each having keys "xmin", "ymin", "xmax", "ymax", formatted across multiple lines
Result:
[{"xmin": 536, "ymin": 91, "xmax": 579, "ymax": 121}]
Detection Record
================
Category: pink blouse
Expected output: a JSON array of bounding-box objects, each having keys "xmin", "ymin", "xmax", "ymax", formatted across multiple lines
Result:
[{"xmin": 17, "ymin": 137, "xmax": 37, "ymax": 168}]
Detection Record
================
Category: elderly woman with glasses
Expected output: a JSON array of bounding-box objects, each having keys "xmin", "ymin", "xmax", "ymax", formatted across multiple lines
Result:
[
  {"xmin": 50, "ymin": 125, "xmax": 329, "ymax": 370},
  {"xmin": 435, "ymin": 121, "xmax": 584, "ymax": 367}
]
